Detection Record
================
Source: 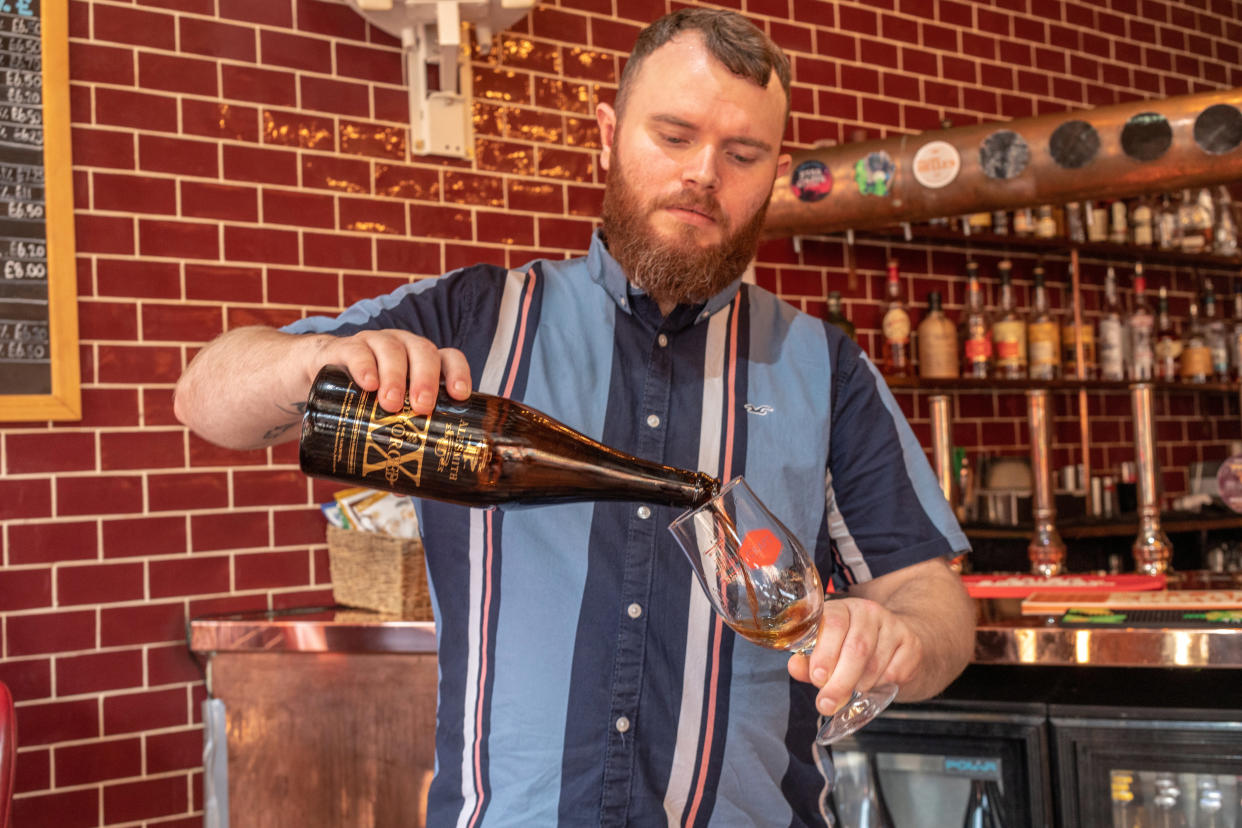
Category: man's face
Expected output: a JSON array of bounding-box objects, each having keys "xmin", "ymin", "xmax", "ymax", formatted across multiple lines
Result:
[{"xmin": 597, "ymin": 33, "xmax": 790, "ymax": 310}]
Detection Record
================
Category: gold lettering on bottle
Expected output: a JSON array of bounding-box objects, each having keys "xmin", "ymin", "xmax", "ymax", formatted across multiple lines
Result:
[
  {"xmin": 361, "ymin": 400, "xmax": 431, "ymax": 487},
  {"xmin": 434, "ymin": 417, "xmax": 491, "ymax": 482}
]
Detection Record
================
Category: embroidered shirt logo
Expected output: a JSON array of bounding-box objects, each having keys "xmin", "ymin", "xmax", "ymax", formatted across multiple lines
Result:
[{"xmin": 744, "ymin": 403, "xmax": 774, "ymax": 415}]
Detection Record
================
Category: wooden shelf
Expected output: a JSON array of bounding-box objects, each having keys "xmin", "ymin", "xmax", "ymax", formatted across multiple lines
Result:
[
  {"xmin": 963, "ymin": 511, "xmax": 1242, "ymax": 540},
  {"xmin": 884, "ymin": 375, "xmax": 1240, "ymax": 394}
]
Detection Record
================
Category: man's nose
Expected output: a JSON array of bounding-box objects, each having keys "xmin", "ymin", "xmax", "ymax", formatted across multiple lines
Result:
[{"xmin": 682, "ymin": 144, "xmax": 720, "ymax": 190}]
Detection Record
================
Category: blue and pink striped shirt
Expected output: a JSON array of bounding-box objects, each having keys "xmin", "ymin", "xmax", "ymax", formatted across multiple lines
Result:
[{"xmin": 285, "ymin": 232, "xmax": 968, "ymax": 826}]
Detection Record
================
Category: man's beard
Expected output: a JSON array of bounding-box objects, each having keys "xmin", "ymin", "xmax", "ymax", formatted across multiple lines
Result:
[{"xmin": 600, "ymin": 153, "xmax": 769, "ymax": 309}]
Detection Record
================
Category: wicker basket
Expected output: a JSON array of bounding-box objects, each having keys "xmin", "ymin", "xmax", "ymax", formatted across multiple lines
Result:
[{"xmin": 327, "ymin": 525, "xmax": 433, "ymax": 620}]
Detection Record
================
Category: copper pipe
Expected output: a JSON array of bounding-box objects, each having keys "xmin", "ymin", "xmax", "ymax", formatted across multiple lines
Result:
[
  {"xmin": 929, "ymin": 394, "xmax": 953, "ymax": 504},
  {"xmin": 1071, "ymin": 248, "xmax": 1091, "ymax": 490},
  {"xmin": 764, "ymin": 87, "xmax": 1242, "ymax": 237},
  {"xmin": 1027, "ymin": 389, "xmax": 1066, "ymax": 577},
  {"xmin": 1130, "ymin": 382, "xmax": 1173, "ymax": 574}
]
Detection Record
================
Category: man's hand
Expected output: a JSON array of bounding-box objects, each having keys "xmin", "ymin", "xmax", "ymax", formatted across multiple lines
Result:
[
  {"xmin": 785, "ymin": 557, "xmax": 974, "ymax": 718},
  {"xmin": 310, "ymin": 328, "xmax": 473, "ymax": 415}
]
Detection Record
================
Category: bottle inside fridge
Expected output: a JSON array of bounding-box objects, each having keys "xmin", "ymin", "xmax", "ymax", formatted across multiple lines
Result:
[
  {"xmin": 1108, "ymin": 769, "xmax": 1238, "ymax": 828},
  {"xmin": 832, "ymin": 749, "xmax": 1010, "ymax": 827}
]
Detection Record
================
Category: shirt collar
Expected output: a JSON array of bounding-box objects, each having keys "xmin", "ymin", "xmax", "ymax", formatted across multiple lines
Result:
[{"xmin": 586, "ymin": 229, "xmax": 743, "ymax": 330}]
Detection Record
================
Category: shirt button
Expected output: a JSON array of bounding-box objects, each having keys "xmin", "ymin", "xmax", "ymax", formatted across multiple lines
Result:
[
  {"xmin": 615, "ymin": 716, "xmax": 631, "ymax": 733},
  {"xmin": 657, "ymin": 334, "xmax": 669, "ymax": 347},
  {"xmin": 646, "ymin": 414, "xmax": 660, "ymax": 428},
  {"xmin": 627, "ymin": 602, "xmax": 643, "ymax": 619},
  {"xmin": 637, "ymin": 505, "xmax": 651, "ymax": 520}
]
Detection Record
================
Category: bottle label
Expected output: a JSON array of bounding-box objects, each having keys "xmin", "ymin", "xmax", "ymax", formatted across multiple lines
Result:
[
  {"xmin": 882, "ymin": 307, "xmax": 911, "ymax": 343},
  {"xmin": 919, "ymin": 321, "xmax": 958, "ymax": 378},
  {"xmin": 1028, "ymin": 321, "xmax": 1059, "ymax": 367},
  {"xmin": 992, "ymin": 320, "xmax": 1026, "ymax": 366},
  {"xmin": 1181, "ymin": 345, "xmax": 1212, "ymax": 378},
  {"xmin": 1098, "ymin": 318, "xmax": 1124, "ymax": 378},
  {"xmin": 1155, "ymin": 337, "xmax": 1182, "ymax": 362},
  {"xmin": 1129, "ymin": 318, "xmax": 1155, "ymax": 374},
  {"xmin": 964, "ymin": 336, "xmax": 992, "ymax": 360}
]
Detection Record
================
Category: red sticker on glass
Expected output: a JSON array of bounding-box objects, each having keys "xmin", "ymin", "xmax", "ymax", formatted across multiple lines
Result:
[{"xmin": 740, "ymin": 528, "xmax": 782, "ymax": 568}]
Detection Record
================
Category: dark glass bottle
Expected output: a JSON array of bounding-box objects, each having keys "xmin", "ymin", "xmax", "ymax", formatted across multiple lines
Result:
[
  {"xmin": 961, "ymin": 778, "xmax": 1006, "ymax": 828},
  {"xmin": 300, "ymin": 365, "xmax": 720, "ymax": 508},
  {"xmin": 859, "ymin": 753, "xmax": 897, "ymax": 828}
]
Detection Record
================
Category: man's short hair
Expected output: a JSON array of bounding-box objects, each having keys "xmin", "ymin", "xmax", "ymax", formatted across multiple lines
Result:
[{"xmin": 615, "ymin": 8, "xmax": 792, "ymax": 119}]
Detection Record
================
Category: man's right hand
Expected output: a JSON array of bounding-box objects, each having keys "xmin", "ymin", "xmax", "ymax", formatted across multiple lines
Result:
[{"xmin": 310, "ymin": 328, "xmax": 473, "ymax": 415}]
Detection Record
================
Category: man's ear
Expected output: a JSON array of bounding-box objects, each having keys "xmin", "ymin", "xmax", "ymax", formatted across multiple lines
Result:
[
  {"xmin": 597, "ymin": 102, "xmax": 617, "ymax": 172},
  {"xmin": 775, "ymin": 152, "xmax": 792, "ymax": 181}
]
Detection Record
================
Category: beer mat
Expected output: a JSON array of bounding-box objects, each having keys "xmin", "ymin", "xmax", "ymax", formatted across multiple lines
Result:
[
  {"xmin": 1060, "ymin": 608, "xmax": 1242, "ymax": 627},
  {"xmin": 1021, "ymin": 589, "xmax": 1242, "ymax": 615},
  {"xmin": 963, "ymin": 573, "xmax": 1165, "ymax": 598}
]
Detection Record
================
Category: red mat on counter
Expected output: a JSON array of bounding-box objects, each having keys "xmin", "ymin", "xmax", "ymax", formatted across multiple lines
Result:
[
  {"xmin": 963, "ymin": 573, "xmax": 1166, "ymax": 598},
  {"xmin": 1022, "ymin": 589, "xmax": 1242, "ymax": 615}
]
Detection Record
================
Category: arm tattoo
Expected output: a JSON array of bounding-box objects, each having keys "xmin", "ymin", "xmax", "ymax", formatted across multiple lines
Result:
[{"xmin": 261, "ymin": 401, "xmax": 307, "ymax": 441}]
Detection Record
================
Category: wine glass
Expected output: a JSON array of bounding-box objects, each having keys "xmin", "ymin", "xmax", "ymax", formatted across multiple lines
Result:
[{"xmin": 668, "ymin": 476, "xmax": 898, "ymax": 745}]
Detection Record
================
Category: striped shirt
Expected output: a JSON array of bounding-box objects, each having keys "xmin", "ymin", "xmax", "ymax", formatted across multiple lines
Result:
[{"xmin": 285, "ymin": 231, "xmax": 968, "ymax": 827}]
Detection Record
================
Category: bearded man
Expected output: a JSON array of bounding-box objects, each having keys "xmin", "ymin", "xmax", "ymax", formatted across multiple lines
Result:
[{"xmin": 175, "ymin": 9, "xmax": 974, "ymax": 826}]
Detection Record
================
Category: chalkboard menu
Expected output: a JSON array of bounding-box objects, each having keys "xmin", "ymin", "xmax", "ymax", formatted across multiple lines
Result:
[{"xmin": 0, "ymin": 0, "xmax": 78, "ymax": 421}]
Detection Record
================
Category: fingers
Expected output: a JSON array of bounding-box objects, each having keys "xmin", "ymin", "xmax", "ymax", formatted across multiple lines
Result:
[
  {"xmin": 438, "ymin": 347, "xmax": 473, "ymax": 400},
  {"xmin": 315, "ymin": 331, "xmax": 473, "ymax": 415}
]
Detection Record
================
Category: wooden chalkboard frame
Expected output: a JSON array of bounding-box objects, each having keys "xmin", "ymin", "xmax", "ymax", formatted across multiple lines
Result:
[{"xmin": 0, "ymin": 0, "xmax": 79, "ymax": 422}]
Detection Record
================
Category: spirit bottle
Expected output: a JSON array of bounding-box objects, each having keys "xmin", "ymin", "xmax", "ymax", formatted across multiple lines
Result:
[
  {"xmin": 1231, "ymin": 289, "xmax": 1242, "ymax": 380},
  {"xmin": 300, "ymin": 365, "xmax": 720, "ymax": 508},
  {"xmin": 1064, "ymin": 202, "xmax": 1086, "ymax": 243},
  {"xmin": 1034, "ymin": 205, "xmax": 1057, "ymax": 239},
  {"xmin": 1026, "ymin": 265, "xmax": 1061, "ymax": 380},
  {"xmin": 1086, "ymin": 200, "xmax": 1108, "ymax": 242},
  {"xmin": 880, "ymin": 259, "xmax": 912, "ymax": 377},
  {"xmin": 1012, "ymin": 207, "xmax": 1034, "ymax": 237},
  {"xmin": 1097, "ymin": 266, "xmax": 1125, "ymax": 381},
  {"xmin": 1131, "ymin": 194, "xmax": 1154, "ymax": 247},
  {"xmin": 992, "ymin": 260, "xmax": 1027, "ymax": 379},
  {"xmin": 1155, "ymin": 192, "xmax": 1179, "ymax": 250},
  {"xmin": 960, "ymin": 262, "xmax": 993, "ymax": 378},
  {"xmin": 825, "ymin": 290, "xmax": 856, "ymax": 340},
  {"xmin": 1213, "ymin": 186, "xmax": 1238, "ymax": 257},
  {"xmin": 961, "ymin": 778, "xmax": 1006, "ymax": 828},
  {"xmin": 1109, "ymin": 198, "xmax": 1129, "ymax": 244},
  {"xmin": 1179, "ymin": 299, "xmax": 1212, "ymax": 383},
  {"xmin": 1203, "ymin": 280, "xmax": 1229, "ymax": 381},
  {"xmin": 1126, "ymin": 263, "xmax": 1155, "ymax": 381},
  {"xmin": 1154, "ymin": 287, "xmax": 1182, "ymax": 382},
  {"xmin": 918, "ymin": 291, "xmax": 959, "ymax": 379}
]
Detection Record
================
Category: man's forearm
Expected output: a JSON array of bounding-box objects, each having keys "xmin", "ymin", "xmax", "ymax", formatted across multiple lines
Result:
[{"xmin": 174, "ymin": 326, "xmax": 330, "ymax": 450}]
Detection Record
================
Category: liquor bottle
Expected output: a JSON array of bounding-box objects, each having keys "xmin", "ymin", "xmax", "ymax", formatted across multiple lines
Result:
[
  {"xmin": 918, "ymin": 291, "xmax": 959, "ymax": 378},
  {"xmin": 991, "ymin": 209, "xmax": 1009, "ymax": 236},
  {"xmin": 1098, "ymin": 266, "xmax": 1126, "ymax": 381},
  {"xmin": 1034, "ymin": 205, "xmax": 1057, "ymax": 239},
  {"xmin": 1127, "ymin": 264, "xmax": 1155, "ymax": 381},
  {"xmin": 1179, "ymin": 189, "xmax": 1212, "ymax": 254},
  {"xmin": 1027, "ymin": 266, "xmax": 1061, "ymax": 380},
  {"xmin": 1086, "ymin": 200, "xmax": 1109, "ymax": 243},
  {"xmin": 961, "ymin": 778, "xmax": 1005, "ymax": 828},
  {"xmin": 826, "ymin": 290, "xmax": 856, "ymax": 340},
  {"xmin": 960, "ymin": 262, "xmax": 994, "ymax": 378},
  {"xmin": 1212, "ymin": 186, "xmax": 1238, "ymax": 257},
  {"xmin": 1012, "ymin": 206, "xmax": 1035, "ymax": 237},
  {"xmin": 1155, "ymin": 287, "xmax": 1182, "ymax": 382},
  {"xmin": 992, "ymin": 260, "xmax": 1027, "ymax": 379},
  {"xmin": 1202, "ymin": 280, "xmax": 1229, "ymax": 381},
  {"xmin": 1110, "ymin": 198, "xmax": 1130, "ymax": 244},
  {"xmin": 859, "ymin": 753, "xmax": 897, "ymax": 828},
  {"xmin": 1156, "ymin": 193, "xmax": 1179, "ymax": 250},
  {"xmin": 299, "ymin": 365, "xmax": 720, "ymax": 508},
  {"xmin": 1062, "ymin": 315, "xmax": 1096, "ymax": 380},
  {"xmin": 1064, "ymin": 202, "xmax": 1086, "ymax": 243},
  {"xmin": 1196, "ymin": 778, "xmax": 1224, "ymax": 828},
  {"xmin": 1231, "ymin": 289, "xmax": 1242, "ymax": 380},
  {"xmin": 880, "ymin": 259, "xmax": 912, "ymax": 377},
  {"xmin": 1131, "ymin": 194, "xmax": 1155, "ymax": 247},
  {"xmin": 1179, "ymin": 300, "xmax": 1212, "ymax": 383}
]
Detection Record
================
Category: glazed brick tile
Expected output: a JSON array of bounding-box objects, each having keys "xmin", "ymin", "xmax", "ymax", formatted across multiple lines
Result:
[
  {"xmin": 1163, "ymin": 77, "xmax": 1190, "ymax": 97},
  {"xmin": 340, "ymin": 195, "xmax": 406, "ymax": 235},
  {"xmin": 102, "ymin": 515, "xmax": 186, "ymax": 560},
  {"xmin": 101, "ymin": 602, "xmax": 186, "ymax": 647},
  {"xmin": 372, "ymin": 238, "xmax": 438, "ymax": 276},
  {"xmin": 55, "ymin": 737, "xmax": 141, "ymax": 788},
  {"xmin": 189, "ymin": 509, "xmax": 269, "ymax": 552},
  {"xmin": 837, "ymin": 3, "xmax": 877, "ymax": 34},
  {"xmin": 935, "ymin": 0, "xmax": 970, "ymax": 25},
  {"xmin": 94, "ymin": 3, "xmax": 174, "ymax": 49},
  {"xmin": 76, "ymin": 299, "xmax": 140, "ymax": 342},
  {"xmin": 6, "ymin": 430, "xmax": 95, "ymax": 475},
  {"xmin": 71, "ymin": 127, "xmax": 135, "ymax": 170},
  {"xmin": 137, "ymin": 218, "xmax": 220, "ymax": 260},
  {"xmin": 138, "ymin": 52, "xmax": 218, "ymax": 97},
  {"xmin": 508, "ymin": 178, "xmax": 563, "ymax": 213},
  {"xmin": 0, "ymin": 658, "xmax": 51, "ymax": 705},
  {"xmin": 476, "ymin": 68, "xmax": 533, "ymax": 106},
  {"xmin": 963, "ymin": 87, "xmax": 999, "ymax": 116},
  {"xmin": 146, "ymin": 470, "xmax": 229, "ymax": 512},
  {"xmin": 262, "ymin": 109, "xmax": 336, "ymax": 151},
  {"xmin": 769, "ymin": 20, "xmax": 816, "ymax": 54},
  {"xmin": 70, "ymin": 42, "xmax": 135, "ymax": 85},
  {"xmin": 96, "ymin": 258, "xmax": 179, "ymax": 300},
  {"xmin": 57, "ymin": 474, "xmax": 144, "ymax": 517},
  {"xmin": 0, "ymin": 568, "xmax": 51, "ymax": 611},
  {"xmin": 103, "ymin": 691, "xmax": 189, "ymax": 748},
  {"xmin": 301, "ymin": 76, "xmax": 371, "ymax": 119},
  {"xmin": 274, "ymin": 506, "xmax": 330, "ymax": 546},
  {"xmin": 538, "ymin": 147, "xmax": 595, "ymax": 182},
  {"xmin": 336, "ymin": 41, "xmax": 402, "ymax": 86},
  {"xmin": 538, "ymin": 216, "xmax": 596, "ymax": 248},
  {"xmin": 149, "ymin": 555, "xmax": 231, "ymax": 599},
  {"xmin": 182, "ymin": 182, "xmax": 260, "ymax": 224},
  {"xmin": 182, "ymin": 99, "xmax": 259, "ymax": 143},
  {"xmin": 139, "ymin": 135, "xmax": 219, "ymax": 178},
  {"xmin": 226, "ymin": 305, "xmax": 303, "ymax": 329},
  {"xmin": 185, "ymin": 263, "xmax": 264, "ymax": 303},
  {"xmin": 941, "ymin": 55, "xmax": 977, "ymax": 85},
  {"xmin": 266, "ymin": 267, "xmax": 341, "ymax": 306},
  {"xmin": 178, "ymin": 16, "xmax": 256, "ymax": 61},
  {"xmin": 224, "ymin": 144, "xmax": 299, "ymax": 186},
  {"xmin": 373, "ymin": 85, "xmax": 410, "ymax": 122},
  {"xmin": 561, "ymin": 46, "xmax": 616, "ymax": 83},
  {"xmin": 12, "ymin": 788, "xmax": 98, "ymax": 828},
  {"xmin": 962, "ymin": 31, "xmax": 997, "ymax": 61},
  {"xmin": 295, "ymin": 0, "xmax": 365, "ymax": 38},
  {"xmin": 146, "ymin": 728, "xmax": 204, "ymax": 775},
  {"xmin": 375, "ymin": 162, "xmax": 440, "ymax": 200},
  {"xmin": 222, "ymin": 64, "xmax": 298, "ymax": 108},
  {"xmin": 839, "ymin": 64, "xmax": 880, "ymax": 95},
  {"xmin": 979, "ymin": 62, "xmax": 1014, "ymax": 91},
  {"xmin": 93, "ymin": 172, "xmax": 176, "ymax": 216},
  {"xmin": 233, "ymin": 468, "xmax": 309, "ymax": 507},
  {"xmin": 817, "ymin": 89, "xmax": 858, "ymax": 119},
  {"xmin": 475, "ymin": 139, "xmax": 536, "ymax": 177},
  {"xmin": 58, "ymin": 650, "xmax": 144, "ymax": 700},
  {"xmin": 142, "ymin": 387, "xmax": 180, "ymax": 428},
  {"xmin": 95, "ymin": 88, "xmax": 178, "ymax": 133},
  {"xmin": 445, "ymin": 242, "xmax": 500, "ymax": 272},
  {"xmin": 302, "ymin": 153, "xmax": 371, "ymax": 193},
  {"xmin": 1053, "ymin": 76, "xmax": 1085, "ymax": 103},
  {"xmin": 9, "ymin": 519, "xmax": 97, "ymax": 566},
  {"xmin": 340, "ymin": 119, "xmax": 406, "ymax": 160},
  {"xmin": 443, "ymin": 171, "xmax": 504, "ymax": 207},
  {"xmin": 859, "ymin": 38, "xmax": 898, "ymax": 71},
  {"xmin": 303, "ymin": 231, "xmax": 372, "ymax": 269},
  {"xmin": 564, "ymin": 117, "xmax": 601, "ymax": 150},
  {"xmin": 862, "ymin": 97, "xmax": 901, "ymax": 128},
  {"xmin": 224, "ymin": 225, "xmax": 301, "ymax": 265},
  {"xmin": 99, "ymin": 429, "xmax": 185, "ymax": 472},
  {"xmin": 7, "ymin": 610, "xmax": 95, "ymax": 658},
  {"xmin": 262, "ymin": 188, "xmax": 336, "ymax": 230},
  {"xmin": 534, "ymin": 76, "xmax": 591, "ymax": 115},
  {"xmin": 235, "ymin": 549, "xmax": 311, "ymax": 591},
  {"xmin": 261, "ymin": 29, "xmax": 331, "ymax": 73},
  {"xmin": 900, "ymin": 45, "xmax": 937, "ymax": 77},
  {"xmin": 477, "ymin": 210, "xmax": 535, "ymax": 246},
  {"xmin": 148, "ymin": 643, "xmax": 202, "ymax": 687},
  {"xmin": 410, "ymin": 204, "xmax": 472, "ymax": 241},
  {"xmin": 923, "ymin": 79, "xmax": 960, "ymax": 108},
  {"xmin": 342, "ymin": 272, "xmax": 412, "ymax": 306},
  {"xmin": 0, "ymin": 477, "xmax": 50, "ymax": 520},
  {"xmin": 1000, "ymin": 93, "xmax": 1035, "ymax": 119}
]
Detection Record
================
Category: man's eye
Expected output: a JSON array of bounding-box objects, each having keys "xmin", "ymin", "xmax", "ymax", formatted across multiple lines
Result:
[
  {"xmin": 661, "ymin": 134, "xmax": 687, "ymax": 145},
  {"xmin": 730, "ymin": 152, "xmax": 757, "ymax": 165}
]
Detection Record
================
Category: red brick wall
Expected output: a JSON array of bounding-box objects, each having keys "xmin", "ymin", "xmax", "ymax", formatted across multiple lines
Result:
[{"xmin": 3, "ymin": 0, "xmax": 1240, "ymax": 823}]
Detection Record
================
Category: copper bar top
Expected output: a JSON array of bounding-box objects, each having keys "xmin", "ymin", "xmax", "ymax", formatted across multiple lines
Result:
[{"xmin": 188, "ymin": 576, "xmax": 1242, "ymax": 669}]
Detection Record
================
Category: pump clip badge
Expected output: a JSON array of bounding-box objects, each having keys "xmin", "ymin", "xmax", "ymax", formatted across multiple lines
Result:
[
  {"xmin": 790, "ymin": 160, "xmax": 832, "ymax": 202},
  {"xmin": 854, "ymin": 151, "xmax": 895, "ymax": 197}
]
